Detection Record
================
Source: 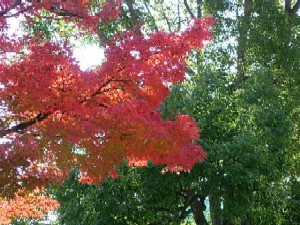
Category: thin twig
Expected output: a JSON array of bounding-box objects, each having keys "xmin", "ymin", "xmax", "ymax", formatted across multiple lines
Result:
[
  {"xmin": 161, "ymin": 4, "xmax": 172, "ymax": 32},
  {"xmin": 177, "ymin": 0, "xmax": 181, "ymax": 30},
  {"xmin": 144, "ymin": 1, "xmax": 159, "ymax": 31}
]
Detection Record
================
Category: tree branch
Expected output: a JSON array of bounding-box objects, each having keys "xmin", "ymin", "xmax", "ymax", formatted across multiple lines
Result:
[
  {"xmin": 183, "ymin": 0, "xmax": 195, "ymax": 18},
  {"xmin": 124, "ymin": 0, "xmax": 141, "ymax": 33},
  {"xmin": 0, "ymin": 112, "xmax": 51, "ymax": 138},
  {"xmin": 197, "ymin": 0, "xmax": 202, "ymax": 18},
  {"xmin": 1, "ymin": 75, "xmax": 133, "ymax": 138},
  {"xmin": 161, "ymin": 4, "xmax": 172, "ymax": 32},
  {"xmin": 0, "ymin": 0, "xmax": 21, "ymax": 16},
  {"xmin": 143, "ymin": 1, "xmax": 159, "ymax": 32},
  {"xmin": 88, "ymin": 78, "xmax": 114, "ymax": 99},
  {"xmin": 189, "ymin": 194, "xmax": 208, "ymax": 225},
  {"xmin": 178, "ymin": 194, "xmax": 193, "ymax": 220},
  {"xmin": 244, "ymin": 0, "xmax": 252, "ymax": 17},
  {"xmin": 177, "ymin": 0, "xmax": 181, "ymax": 30},
  {"xmin": 2, "ymin": 5, "xmax": 33, "ymax": 18}
]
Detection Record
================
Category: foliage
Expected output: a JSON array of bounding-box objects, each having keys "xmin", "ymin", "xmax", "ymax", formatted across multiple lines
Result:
[
  {"xmin": 24, "ymin": 0, "xmax": 300, "ymax": 224},
  {"xmin": 0, "ymin": 188, "xmax": 59, "ymax": 225},
  {"xmin": 162, "ymin": 1, "xmax": 300, "ymax": 224},
  {"xmin": 1, "ymin": 0, "xmax": 299, "ymax": 225},
  {"xmin": 0, "ymin": 0, "xmax": 213, "ymax": 223},
  {"xmin": 52, "ymin": 165, "xmax": 192, "ymax": 225}
]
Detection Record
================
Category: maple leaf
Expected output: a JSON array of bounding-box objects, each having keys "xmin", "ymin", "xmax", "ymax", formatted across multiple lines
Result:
[
  {"xmin": 0, "ymin": 0, "xmax": 214, "ymax": 221},
  {"xmin": 0, "ymin": 188, "xmax": 60, "ymax": 225}
]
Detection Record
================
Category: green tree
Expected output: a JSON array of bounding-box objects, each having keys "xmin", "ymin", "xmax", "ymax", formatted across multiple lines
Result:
[
  {"xmin": 52, "ymin": 165, "xmax": 205, "ymax": 225},
  {"xmin": 163, "ymin": 0, "xmax": 300, "ymax": 224}
]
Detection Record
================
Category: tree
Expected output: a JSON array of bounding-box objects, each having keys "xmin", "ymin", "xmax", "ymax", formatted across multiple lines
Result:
[
  {"xmin": 163, "ymin": 0, "xmax": 300, "ymax": 224},
  {"xmin": 51, "ymin": 1, "xmax": 299, "ymax": 225},
  {"xmin": 0, "ymin": 0, "xmax": 214, "ymax": 223},
  {"xmin": 52, "ymin": 165, "xmax": 205, "ymax": 225}
]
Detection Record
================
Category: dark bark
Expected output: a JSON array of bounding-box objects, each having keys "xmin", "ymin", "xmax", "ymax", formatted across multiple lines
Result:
[
  {"xmin": 184, "ymin": 0, "xmax": 195, "ymax": 18},
  {"xmin": 0, "ymin": 0, "xmax": 33, "ymax": 18},
  {"xmin": 186, "ymin": 191, "xmax": 208, "ymax": 225},
  {"xmin": 197, "ymin": 0, "xmax": 202, "ymax": 18},
  {"xmin": 285, "ymin": 0, "xmax": 300, "ymax": 15},
  {"xmin": 177, "ymin": 0, "xmax": 181, "ymax": 30},
  {"xmin": 124, "ymin": 0, "xmax": 141, "ymax": 33},
  {"xmin": 291, "ymin": 0, "xmax": 300, "ymax": 15},
  {"xmin": 0, "ymin": 112, "xmax": 51, "ymax": 138},
  {"xmin": 179, "ymin": 185, "xmax": 208, "ymax": 225},
  {"xmin": 1, "ymin": 77, "xmax": 129, "ymax": 138},
  {"xmin": 191, "ymin": 197, "xmax": 208, "ymax": 225},
  {"xmin": 178, "ymin": 190, "xmax": 192, "ymax": 220},
  {"xmin": 125, "ymin": 0, "xmax": 138, "ymax": 21},
  {"xmin": 285, "ymin": 0, "xmax": 292, "ymax": 13}
]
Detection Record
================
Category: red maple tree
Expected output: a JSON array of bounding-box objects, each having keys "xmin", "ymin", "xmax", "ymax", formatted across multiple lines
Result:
[{"xmin": 0, "ymin": 0, "xmax": 213, "ymax": 223}]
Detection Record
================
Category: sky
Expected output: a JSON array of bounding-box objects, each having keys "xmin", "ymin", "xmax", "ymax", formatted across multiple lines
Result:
[
  {"xmin": 73, "ymin": 44, "xmax": 104, "ymax": 70},
  {"xmin": 6, "ymin": 16, "xmax": 104, "ymax": 71}
]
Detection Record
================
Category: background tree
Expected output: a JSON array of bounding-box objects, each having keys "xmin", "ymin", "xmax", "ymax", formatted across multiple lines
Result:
[
  {"xmin": 52, "ymin": 165, "xmax": 206, "ymax": 225},
  {"xmin": 163, "ymin": 0, "xmax": 300, "ymax": 224}
]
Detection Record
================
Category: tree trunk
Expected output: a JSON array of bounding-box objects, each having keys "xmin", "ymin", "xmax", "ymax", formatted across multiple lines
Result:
[
  {"xmin": 191, "ymin": 200, "xmax": 208, "ymax": 225},
  {"xmin": 124, "ymin": 0, "xmax": 141, "ymax": 33},
  {"xmin": 285, "ymin": 0, "xmax": 300, "ymax": 15},
  {"xmin": 197, "ymin": 0, "xmax": 202, "ymax": 18},
  {"xmin": 285, "ymin": 0, "xmax": 291, "ymax": 13},
  {"xmin": 187, "ymin": 191, "xmax": 208, "ymax": 225}
]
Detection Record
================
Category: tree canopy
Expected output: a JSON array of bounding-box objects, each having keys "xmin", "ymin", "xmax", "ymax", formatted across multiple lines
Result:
[
  {"xmin": 1, "ymin": 0, "xmax": 300, "ymax": 225},
  {"xmin": 0, "ymin": 0, "xmax": 213, "ymax": 223},
  {"xmin": 51, "ymin": 1, "xmax": 300, "ymax": 225}
]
